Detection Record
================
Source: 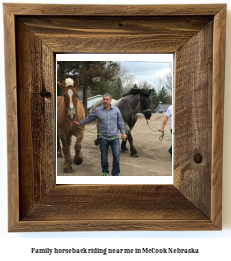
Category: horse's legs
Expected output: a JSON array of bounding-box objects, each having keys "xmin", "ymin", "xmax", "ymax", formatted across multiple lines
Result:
[
  {"xmin": 67, "ymin": 136, "xmax": 73, "ymax": 164},
  {"xmin": 60, "ymin": 134, "xmax": 73, "ymax": 173},
  {"xmin": 127, "ymin": 131, "xmax": 139, "ymax": 157},
  {"xmin": 73, "ymin": 131, "xmax": 84, "ymax": 165},
  {"xmin": 57, "ymin": 132, "xmax": 63, "ymax": 158},
  {"xmin": 121, "ymin": 139, "xmax": 129, "ymax": 152}
]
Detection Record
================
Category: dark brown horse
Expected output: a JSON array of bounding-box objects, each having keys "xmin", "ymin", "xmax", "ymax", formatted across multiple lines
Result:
[{"xmin": 57, "ymin": 78, "xmax": 85, "ymax": 173}]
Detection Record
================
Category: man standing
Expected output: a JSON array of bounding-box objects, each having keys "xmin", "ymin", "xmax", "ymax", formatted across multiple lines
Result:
[
  {"xmin": 73, "ymin": 93, "xmax": 127, "ymax": 176},
  {"xmin": 161, "ymin": 105, "xmax": 173, "ymax": 156}
]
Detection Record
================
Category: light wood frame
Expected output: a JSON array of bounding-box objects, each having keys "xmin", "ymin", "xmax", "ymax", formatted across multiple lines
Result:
[{"xmin": 4, "ymin": 3, "xmax": 226, "ymax": 231}]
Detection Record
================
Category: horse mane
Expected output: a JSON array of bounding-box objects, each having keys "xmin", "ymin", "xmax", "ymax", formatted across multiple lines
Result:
[
  {"xmin": 65, "ymin": 78, "xmax": 74, "ymax": 87},
  {"xmin": 122, "ymin": 88, "xmax": 151, "ymax": 97},
  {"xmin": 122, "ymin": 88, "xmax": 140, "ymax": 97}
]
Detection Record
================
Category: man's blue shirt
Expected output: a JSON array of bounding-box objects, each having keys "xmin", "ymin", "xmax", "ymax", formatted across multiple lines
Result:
[{"xmin": 80, "ymin": 105, "xmax": 125, "ymax": 140}]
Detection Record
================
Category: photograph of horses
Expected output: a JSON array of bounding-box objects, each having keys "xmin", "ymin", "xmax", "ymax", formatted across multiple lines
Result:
[{"xmin": 56, "ymin": 56, "xmax": 173, "ymax": 178}]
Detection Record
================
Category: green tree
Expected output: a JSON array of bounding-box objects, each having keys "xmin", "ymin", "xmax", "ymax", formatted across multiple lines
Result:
[
  {"xmin": 157, "ymin": 86, "xmax": 172, "ymax": 105},
  {"xmin": 150, "ymin": 88, "xmax": 158, "ymax": 111},
  {"xmin": 111, "ymin": 78, "xmax": 123, "ymax": 99},
  {"xmin": 57, "ymin": 61, "xmax": 120, "ymax": 112},
  {"xmin": 91, "ymin": 80, "xmax": 111, "ymax": 96}
]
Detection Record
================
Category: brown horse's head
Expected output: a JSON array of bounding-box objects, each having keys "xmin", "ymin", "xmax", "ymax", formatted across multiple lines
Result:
[{"xmin": 58, "ymin": 78, "xmax": 79, "ymax": 121}]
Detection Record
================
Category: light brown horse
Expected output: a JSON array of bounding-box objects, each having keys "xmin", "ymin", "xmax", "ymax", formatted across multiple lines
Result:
[{"xmin": 57, "ymin": 78, "xmax": 85, "ymax": 173}]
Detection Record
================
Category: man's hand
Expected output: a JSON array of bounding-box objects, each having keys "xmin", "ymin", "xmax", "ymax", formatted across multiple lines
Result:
[
  {"xmin": 121, "ymin": 133, "xmax": 127, "ymax": 141},
  {"xmin": 73, "ymin": 121, "xmax": 80, "ymax": 126}
]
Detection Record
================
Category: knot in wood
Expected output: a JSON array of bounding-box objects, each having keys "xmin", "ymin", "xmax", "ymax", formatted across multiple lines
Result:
[{"xmin": 194, "ymin": 153, "xmax": 203, "ymax": 164}]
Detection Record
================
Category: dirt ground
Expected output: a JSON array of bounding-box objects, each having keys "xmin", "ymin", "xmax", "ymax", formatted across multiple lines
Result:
[{"xmin": 57, "ymin": 113, "xmax": 172, "ymax": 176}]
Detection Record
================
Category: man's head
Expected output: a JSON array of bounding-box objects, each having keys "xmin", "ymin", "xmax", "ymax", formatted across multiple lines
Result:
[{"xmin": 102, "ymin": 93, "xmax": 112, "ymax": 109}]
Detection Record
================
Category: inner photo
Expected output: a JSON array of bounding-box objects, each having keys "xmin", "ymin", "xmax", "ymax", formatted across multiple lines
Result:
[{"xmin": 56, "ymin": 54, "xmax": 173, "ymax": 182}]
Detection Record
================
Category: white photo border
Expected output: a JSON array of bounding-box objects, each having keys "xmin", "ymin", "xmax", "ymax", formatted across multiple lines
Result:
[{"xmin": 56, "ymin": 54, "xmax": 174, "ymax": 184}]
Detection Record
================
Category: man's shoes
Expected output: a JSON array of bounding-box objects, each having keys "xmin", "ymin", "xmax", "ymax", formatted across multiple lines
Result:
[{"xmin": 102, "ymin": 172, "xmax": 109, "ymax": 176}]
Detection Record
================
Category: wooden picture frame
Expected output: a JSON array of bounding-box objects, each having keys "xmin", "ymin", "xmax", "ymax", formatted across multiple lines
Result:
[{"xmin": 4, "ymin": 3, "xmax": 226, "ymax": 231}]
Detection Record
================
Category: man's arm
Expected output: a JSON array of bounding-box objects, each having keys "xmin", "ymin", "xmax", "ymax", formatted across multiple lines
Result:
[
  {"xmin": 161, "ymin": 115, "xmax": 169, "ymax": 132},
  {"xmin": 73, "ymin": 109, "xmax": 98, "ymax": 126}
]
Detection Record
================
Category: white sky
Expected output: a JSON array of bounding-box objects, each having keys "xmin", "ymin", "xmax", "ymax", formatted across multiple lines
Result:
[{"xmin": 119, "ymin": 60, "xmax": 173, "ymax": 86}]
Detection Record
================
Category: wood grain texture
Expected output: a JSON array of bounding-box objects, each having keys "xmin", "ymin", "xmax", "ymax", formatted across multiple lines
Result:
[
  {"xmin": 18, "ymin": 16, "xmax": 213, "ymax": 53},
  {"xmin": 211, "ymin": 5, "xmax": 226, "ymax": 228},
  {"xmin": 3, "ymin": 3, "xmax": 226, "ymax": 16},
  {"xmin": 22, "ymin": 185, "xmax": 207, "ymax": 221},
  {"xmin": 16, "ymin": 19, "xmax": 56, "ymax": 219},
  {"xmin": 13, "ymin": 185, "xmax": 216, "ymax": 232},
  {"xmin": 16, "ymin": 20, "xmax": 35, "ymax": 218},
  {"xmin": 11, "ymin": 220, "xmax": 218, "ymax": 232},
  {"xmin": 174, "ymin": 22, "xmax": 213, "ymax": 218},
  {"xmin": 3, "ymin": 4, "xmax": 20, "ymax": 232},
  {"xmin": 4, "ymin": 3, "xmax": 226, "ymax": 231}
]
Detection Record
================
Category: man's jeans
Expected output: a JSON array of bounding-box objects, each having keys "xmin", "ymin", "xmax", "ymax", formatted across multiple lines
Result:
[{"xmin": 99, "ymin": 138, "xmax": 120, "ymax": 176}]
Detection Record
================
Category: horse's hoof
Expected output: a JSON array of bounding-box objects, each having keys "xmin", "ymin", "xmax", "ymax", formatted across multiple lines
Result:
[
  {"xmin": 64, "ymin": 167, "xmax": 73, "ymax": 173},
  {"xmin": 57, "ymin": 153, "xmax": 63, "ymax": 158},
  {"xmin": 121, "ymin": 149, "xmax": 128, "ymax": 153},
  {"xmin": 131, "ymin": 154, "xmax": 139, "ymax": 157},
  {"xmin": 74, "ymin": 156, "xmax": 83, "ymax": 165}
]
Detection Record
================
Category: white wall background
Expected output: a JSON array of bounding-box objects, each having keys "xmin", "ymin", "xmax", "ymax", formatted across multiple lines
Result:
[{"xmin": 0, "ymin": 0, "xmax": 230, "ymax": 260}]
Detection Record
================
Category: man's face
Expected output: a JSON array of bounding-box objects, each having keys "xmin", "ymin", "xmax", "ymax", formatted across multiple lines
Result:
[{"xmin": 103, "ymin": 96, "xmax": 111, "ymax": 109}]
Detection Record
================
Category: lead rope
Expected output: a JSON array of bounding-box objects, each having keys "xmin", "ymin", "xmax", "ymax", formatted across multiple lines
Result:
[
  {"xmin": 75, "ymin": 122, "xmax": 164, "ymax": 141},
  {"xmin": 139, "ymin": 104, "xmax": 164, "ymax": 141},
  {"xmin": 74, "ymin": 124, "xmax": 126, "ymax": 140},
  {"xmin": 146, "ymin": 120, "xmax": 164, "ymax": 141}
]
